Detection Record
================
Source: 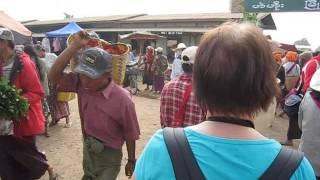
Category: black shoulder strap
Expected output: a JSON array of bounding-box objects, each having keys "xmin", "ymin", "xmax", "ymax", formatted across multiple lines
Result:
[
  {"xmin": 286, "ymin": 63, "xmax": 297, "ymax": 74},
  {"xmin": 163, "ymin": 127, "xmax": 205, "ymax": 180},
  {"xmin": 164, "ymin": 128, "xmax": 303, "ymax": 180},
  {"xmin": 260, "ymin": 147, "xmax": 304, "ymax": 180}
]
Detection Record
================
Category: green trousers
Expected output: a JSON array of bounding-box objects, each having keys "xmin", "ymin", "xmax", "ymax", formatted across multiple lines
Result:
[{"xmin": 82, "ymin": 136, "xmax": 123, "ymax": 180}]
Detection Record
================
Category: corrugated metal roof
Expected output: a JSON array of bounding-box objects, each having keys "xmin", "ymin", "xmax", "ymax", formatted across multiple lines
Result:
[
  {"xmin": 24, "ymin": 13, "xmax": 243, "ymax": 26},
  {"xmin": 24, "ymin": 14, "xmax": 146, "ymax": 26},
  {"xmin": 91, "ymin": 28, "xmax": 213, "ymax": 33},
  {"xmin": 119, "ymin": 31, "xmax": 165, "ymax": 39},
  {"xmin": 32, "ymin": 27, "xmax": 210, "ymax": 37},
  {"xmin": 124, "ymin": 13, "xmax": 243, "ymax": 22}
]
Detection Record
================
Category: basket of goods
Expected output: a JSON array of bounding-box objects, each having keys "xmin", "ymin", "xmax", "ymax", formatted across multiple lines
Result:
[
  {"xmin": 67, "ymin": 32, "xmax": 129, "ymax": 85},
  {"xmin": 56, "ymin": 92, "xmax": 76, "ymax": 102},
  {"xmin": 104, "ymin": 43, "xmax": 129, "ymax": 85}
]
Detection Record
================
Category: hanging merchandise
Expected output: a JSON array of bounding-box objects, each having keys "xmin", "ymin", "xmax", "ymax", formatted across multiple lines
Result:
[
  {"xmin": 41, "ymin": 37, "xmax": 51, "ymax": 53},
  {"xmin": 53, "ymin": 37, "xmax": 62, "ymax": 53}
]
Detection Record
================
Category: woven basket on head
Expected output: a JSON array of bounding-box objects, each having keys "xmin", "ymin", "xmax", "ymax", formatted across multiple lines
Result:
[
  {"xmin": 109, "ymin": 43, "xmax": 129, "ymax": 85},
  {"xmin": 67, "ymin": 33, "xmax": 128, "ymax": 85}
]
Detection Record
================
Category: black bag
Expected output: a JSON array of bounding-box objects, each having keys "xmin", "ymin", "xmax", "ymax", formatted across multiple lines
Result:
[
  {"xmin": 284, "ymin": 76, "xmax": 304, "ymax": 116},
  {"xmin": 163, "ymin": 128, "xmax": 304, "ymax": 180},
  {"xmin": 284, "ymin": 92, "xmax": 303, "ymax": 116}
]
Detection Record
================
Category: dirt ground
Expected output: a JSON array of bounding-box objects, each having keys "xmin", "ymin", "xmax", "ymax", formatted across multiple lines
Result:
[{"xmin": 38, "ymin": 95, "xmax": 297, "ymax": 180}]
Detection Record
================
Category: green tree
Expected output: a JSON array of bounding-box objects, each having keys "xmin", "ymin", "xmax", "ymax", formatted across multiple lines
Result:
[{"xmin": 243, "ymin": 12, "xmax": 258, "ymax": 24}]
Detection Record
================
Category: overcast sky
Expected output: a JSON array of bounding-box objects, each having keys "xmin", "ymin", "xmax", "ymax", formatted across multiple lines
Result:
[
  {"xmin": 265, "ymin": 12, "xmax": 320, "ymax": 50},
  {"xmin": 1, "ymin": 0, "xmax": 320, "ymax": 49}
]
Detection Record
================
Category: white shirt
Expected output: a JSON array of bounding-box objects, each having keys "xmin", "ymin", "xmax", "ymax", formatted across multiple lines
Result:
[
  {"xmin": 283, "ymin": 62, "xmax": 300, "ymax": 77},
  {"xmin": 42, "ymin": 37, "xmax": 51, "ymax": 53},
  {"xmin": 3, "ymin": 60, "xmax": 14, "ymax": 80},
  {"xmin": 44, "ymin": 53, "xmax": 58, "ymax": 70},
  {"xmin": 0, "ymin": 59, "xmax": 14, "ymax": 135},
  {"xmin": 170, "ymin": 57, "xmax": 183, "ymax": 80},
  {"xmin": 128, "ymin": 52, "xmax": 136, "ymax": 63}
]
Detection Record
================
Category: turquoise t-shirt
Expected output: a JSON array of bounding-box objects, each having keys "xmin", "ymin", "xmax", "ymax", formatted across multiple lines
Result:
[{"xmin": 135, "ymin": 128, "xmax": 315, "ymax": 180}]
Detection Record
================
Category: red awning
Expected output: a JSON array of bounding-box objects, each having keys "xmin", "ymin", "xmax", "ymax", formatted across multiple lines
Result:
[{"xmin": 0, "ymin": 11, "xmax": 31, "ymax": 36}]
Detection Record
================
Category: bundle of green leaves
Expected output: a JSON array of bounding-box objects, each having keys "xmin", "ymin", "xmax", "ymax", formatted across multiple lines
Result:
[{"xmin": 0, "ymin": 79, "xmax": 29, "ymax": 121}]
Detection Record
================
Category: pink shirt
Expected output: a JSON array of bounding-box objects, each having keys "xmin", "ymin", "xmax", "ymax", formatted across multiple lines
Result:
[{"xmin": 57, "ymin": 73, "xmax": 140, "ymax": 150}]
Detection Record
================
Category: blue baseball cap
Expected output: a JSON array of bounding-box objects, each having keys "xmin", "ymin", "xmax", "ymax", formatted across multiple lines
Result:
[{"xmin": 74, "ymin": 47, "xmax": 112, "ymax": 79}]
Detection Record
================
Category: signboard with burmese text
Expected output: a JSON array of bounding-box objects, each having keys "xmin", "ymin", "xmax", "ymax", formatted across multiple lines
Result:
[{"xmin": 245, "ymin": 0, "xmax": 320, "ymax": 12}]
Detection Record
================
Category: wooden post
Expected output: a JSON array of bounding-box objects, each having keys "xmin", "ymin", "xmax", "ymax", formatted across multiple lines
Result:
[{"xmin": 138, "ymin": 40, "xmax": 145, "ymax": 65}]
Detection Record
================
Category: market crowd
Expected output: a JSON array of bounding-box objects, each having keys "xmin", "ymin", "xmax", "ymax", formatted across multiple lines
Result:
[{"xmin": 1, "ymin": 21, "xmax": 320, "ymax": 180}]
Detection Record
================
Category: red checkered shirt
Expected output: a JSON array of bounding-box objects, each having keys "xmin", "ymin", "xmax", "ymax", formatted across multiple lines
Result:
[{"xmin": 160, "ymin": 73, "xmax": 206, "ymax": 127}]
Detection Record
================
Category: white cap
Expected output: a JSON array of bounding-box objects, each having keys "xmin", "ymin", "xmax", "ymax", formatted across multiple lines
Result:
[
  {"xmin": 176, "ymin": 43, "xmax": 186, "ymax": 50},
  {"xmin": 181, "ymin": 46, "xmax": 198, "ymax": 64},
  {"xmin": 155, "ymin": 47, "xmax": 163, "ymax": 53},
  {"xmin": 310, "ymin": 69, "xmax": 320, "ymax": 91}
]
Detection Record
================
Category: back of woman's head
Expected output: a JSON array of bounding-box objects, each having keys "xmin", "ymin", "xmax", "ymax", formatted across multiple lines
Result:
[
  {"xmin": 24, "ymin": 45, "xmax": 38, "ymax": 60},
  {"xmin": 193, "ymin": 22, "xmax": 278, "ymax": 118},
  {"xmin": 24, "ymin": 45, "xmax": 44, "ymax": 81}
]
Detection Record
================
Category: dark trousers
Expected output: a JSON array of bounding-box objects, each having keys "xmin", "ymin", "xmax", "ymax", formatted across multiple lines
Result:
[
  {"xmin": 287, "ymin": 114, "xmax": 302, "ymax": 140},
  {"xmin": 0, "ymin": 136, "xmax": 48, "ymax": 180}
]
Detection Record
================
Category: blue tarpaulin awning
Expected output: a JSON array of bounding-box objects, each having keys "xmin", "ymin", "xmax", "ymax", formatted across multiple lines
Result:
[{"xmin": 46, "ymin": 22, "xmax": 82, "ymax": 37}]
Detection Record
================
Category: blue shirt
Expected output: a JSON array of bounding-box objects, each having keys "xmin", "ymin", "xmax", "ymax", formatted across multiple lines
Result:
[
  {"xmin": 129, "ymin": 52, "xmax": 136, "ymax": 63},
  {"xmin": 170, "ymin": 57, "xmax": 183, "ymax": 80},
  {"xmin": 135, "ymin": 128, "xmax": 315, "ymax": 180}
]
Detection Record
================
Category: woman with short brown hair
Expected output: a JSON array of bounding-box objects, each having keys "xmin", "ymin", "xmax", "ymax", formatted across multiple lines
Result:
[
  {"xmin": 134, "ymin": 23, "xmax": 315, "ymax": 179},
  {"xmin": 194, "ymin": 22, "xmax": 278, "ymax": 117}
]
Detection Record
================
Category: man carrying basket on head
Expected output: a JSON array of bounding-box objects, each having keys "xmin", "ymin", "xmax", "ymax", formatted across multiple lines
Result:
[{"xmin": 48, "ymin": 30, "xmax": 140, "ymax": 180}]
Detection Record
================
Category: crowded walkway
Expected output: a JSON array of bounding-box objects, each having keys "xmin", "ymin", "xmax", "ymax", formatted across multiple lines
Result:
[{"xmin": 1, "ymin": 1, "xmax": 320, "ymax": 179}]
